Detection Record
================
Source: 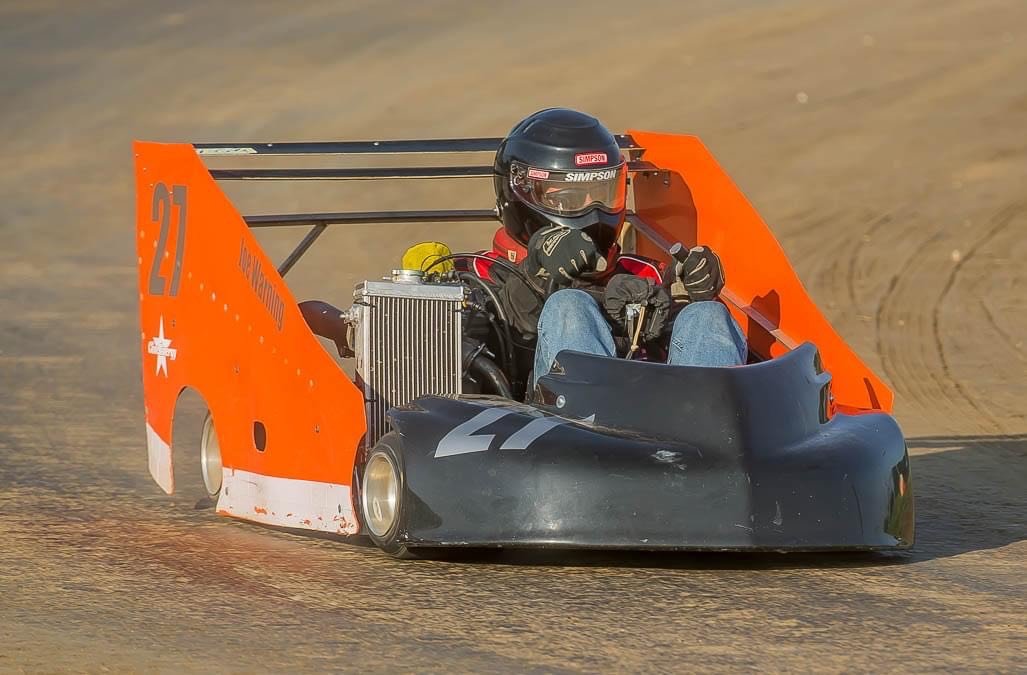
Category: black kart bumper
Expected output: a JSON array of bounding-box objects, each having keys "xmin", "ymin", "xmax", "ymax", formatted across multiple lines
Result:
[{"xmin": 385, "ymin": 344, "xmax": 914, "ymax": 552}]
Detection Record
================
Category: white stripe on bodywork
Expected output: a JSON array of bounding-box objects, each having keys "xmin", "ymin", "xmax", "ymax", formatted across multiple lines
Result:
[
  {"xmin": 434, "ymin": 407, "xmax": 515, "ymax": 457},
  {"xmin": 434, "ymin": 407, "xmax": 589, "ymax": 457},
  {"xmin": 217, "ymin": 468, "xmax": 358, "ymax": 535},
  {"xmin": 498, "ymin": 416, "xmax": 566, "ymax": 450},
  {"xmin": 146, "ymin": 422, "xmax": 174, "ymax": 494}
]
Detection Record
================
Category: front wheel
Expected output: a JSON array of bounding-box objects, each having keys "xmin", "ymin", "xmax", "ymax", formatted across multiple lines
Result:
[{"xmin": 360, "ymin": 434, "xmax": 417, "ymax": 558}]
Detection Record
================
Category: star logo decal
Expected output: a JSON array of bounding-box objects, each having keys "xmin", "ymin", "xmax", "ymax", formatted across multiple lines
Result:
[{"xmin": 147, "ymin": 315, "xmax": 178, "ymax": 377}]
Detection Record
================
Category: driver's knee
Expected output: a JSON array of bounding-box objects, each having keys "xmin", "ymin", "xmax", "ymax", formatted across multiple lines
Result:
[
  {"xmin": 669, "ymin": 301, "xmax": 747, "ymax": 367},
  {"xmin": 534, "ymin": 289, "xmax": 616, "ymax": 389},
  {"xmin": 539, "ymin": 288, "xmax": 604, "ymax": 335},
  {"xmin": 538, "ymin": 289, "xmax": 615, "ymax": 350}
]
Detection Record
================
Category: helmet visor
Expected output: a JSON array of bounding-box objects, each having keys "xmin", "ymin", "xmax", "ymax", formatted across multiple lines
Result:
[{"xmin": 509, "ymin": 161, "xmax": 627, "ymax": 217}]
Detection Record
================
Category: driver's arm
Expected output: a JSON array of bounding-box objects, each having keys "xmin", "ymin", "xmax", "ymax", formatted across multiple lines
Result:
[
  {"xmin": 496, "ymin": 273, "xmax": 546, "ymax": 339},
  {"xmin": 495, "ymin": 226, "xmax": 605, "ymax": 339}
]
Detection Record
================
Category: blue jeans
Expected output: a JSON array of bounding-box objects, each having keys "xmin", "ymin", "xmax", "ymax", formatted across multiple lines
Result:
[{"xmin": 533, "ymin": 288, "xmax": 748, "ymax": 389}]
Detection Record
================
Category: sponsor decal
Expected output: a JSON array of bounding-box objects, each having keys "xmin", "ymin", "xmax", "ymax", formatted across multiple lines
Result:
[
  {"xmin": 565, "ymin": 169, "xmax": 618, "ymax": 182},
  {"xmin": 574, "ymin": 152, "xmax": 608, "ymax": 166},
  {"xmin": 238, "ymin": 240, "xmax": 285, "ymax": 330},
  {"xmin": 541, "ymin": 227, "xmax": 570, "ymax": 256},
  {"xmin": 527, "ymin": 168, "xmax": 550, "ymax": 180},
  {"xmin": 147, "ymin": 315, "xmax": 178, "ymax": 377},
  {"xmin": 195, "ymin": 147, "xmax": 258, "ymax": 155}
]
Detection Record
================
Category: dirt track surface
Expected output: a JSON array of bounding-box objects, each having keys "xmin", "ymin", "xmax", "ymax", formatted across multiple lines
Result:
[{"xmin": 1, "ymin": 1, "xmax": 1025, "ymax": 671}]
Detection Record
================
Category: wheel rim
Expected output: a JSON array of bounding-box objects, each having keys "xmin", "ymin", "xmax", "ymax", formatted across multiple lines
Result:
[
  {"xmin": 362, "ymin": 451, "xmax": 399, "ymax": 538},
  {"xmin": 200, "ymin": 414, "xmax": 223, "ymax": 496}
]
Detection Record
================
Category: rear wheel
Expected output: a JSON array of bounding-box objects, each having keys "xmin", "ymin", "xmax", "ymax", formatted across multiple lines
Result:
[
  {"xmin": 360, "ymin": 434, "xmax": 417, "ymax": 558},
  {"xmin": 200, "ymin": 412, "xmax": 223, "ymax": 498}
]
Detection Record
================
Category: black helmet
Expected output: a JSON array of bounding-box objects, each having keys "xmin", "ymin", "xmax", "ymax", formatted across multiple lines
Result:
[{"xmin": 494, "ymin": 108, "xmax": 626, "ymax": 253}]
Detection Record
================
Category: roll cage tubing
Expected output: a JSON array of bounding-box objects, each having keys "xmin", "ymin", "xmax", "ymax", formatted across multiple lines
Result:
[
  {"xmin": 194, "ymin": 134, "xmax": 784, "ymax": 355},
  {"xmin": 198, "ymin": 135, "xmax": 655, "ymax": 276},
  {"xmin": 187, "ymin": 133, "xmax": 891, "ymax": 413}
]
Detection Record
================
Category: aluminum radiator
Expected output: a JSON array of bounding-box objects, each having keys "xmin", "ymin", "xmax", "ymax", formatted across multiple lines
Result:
[{"xmin": 351, "ymin": 274, "xmax": 465, "ymax": 446}]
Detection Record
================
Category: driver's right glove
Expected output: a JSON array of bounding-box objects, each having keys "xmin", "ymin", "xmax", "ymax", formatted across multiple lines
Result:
[
  {"xmin": 524, "ymin": 226, "xmax": 607, "ymax": 291},
  {"xmin": 603, "ymin": 274, "xmax": 671, "ymax": 342}
]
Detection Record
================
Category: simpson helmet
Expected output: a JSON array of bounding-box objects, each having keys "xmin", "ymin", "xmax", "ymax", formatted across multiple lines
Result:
[{"xmin": 493, "ymin": 108, "xmax": 627, "ymax": 253}]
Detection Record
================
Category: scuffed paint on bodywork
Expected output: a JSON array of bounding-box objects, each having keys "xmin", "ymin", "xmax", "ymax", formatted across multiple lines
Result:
[{"xmin": 217, "ymin": 467, "xmax": 357, "ymax": 535}]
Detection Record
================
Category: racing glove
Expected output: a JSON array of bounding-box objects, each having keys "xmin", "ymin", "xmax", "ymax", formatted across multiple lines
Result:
[
  {"xmin": 674, "ymin": 245, "xmax": 725, "ymax": 302},
  {"xmin": 602, "ymin": 274, "xmax": 671, "ymax": 344},
  {"xmin": 524, "ymin": 226, "xmax": 607, "ymax": 291}
]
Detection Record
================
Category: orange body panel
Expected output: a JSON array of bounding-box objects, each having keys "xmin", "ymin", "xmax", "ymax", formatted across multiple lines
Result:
[
  {"xmin": 628, "ymin": 131, "xmax": 892, "ymax": 413},
  {"xmin": 135, "ymin": 142, "xmax": 366, "ymax": 531}
]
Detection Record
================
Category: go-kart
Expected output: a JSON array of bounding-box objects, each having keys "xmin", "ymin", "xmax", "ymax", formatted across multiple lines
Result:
[{"xmin": 134, "ymin": 131, "xmax": 914, "ymax": 557}]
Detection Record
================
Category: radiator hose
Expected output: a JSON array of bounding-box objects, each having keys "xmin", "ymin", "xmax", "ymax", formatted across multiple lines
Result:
[{"xmin": 469, "ymin": 353, "xmax": 513, "ymax": 399}]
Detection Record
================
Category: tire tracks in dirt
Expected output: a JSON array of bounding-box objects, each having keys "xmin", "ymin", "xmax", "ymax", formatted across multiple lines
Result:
[
  {"xmin": 931, "ymin": 204, "xmax": 1022, "ymax": 433},
  {"xmin": 870, "ymin": 196, "xmax": 1022, "ymax": 435}
]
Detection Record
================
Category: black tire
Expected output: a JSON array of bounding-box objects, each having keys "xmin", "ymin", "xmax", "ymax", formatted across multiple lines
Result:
[{"xmin": 360, "ymin": 433, "xmax": 419, "ymax": 559}]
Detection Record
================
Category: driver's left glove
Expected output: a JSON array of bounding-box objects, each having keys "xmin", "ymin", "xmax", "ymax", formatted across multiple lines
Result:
[{"xmin": 676, "ymin": 245, "xmax": 725, "ymax": 301}]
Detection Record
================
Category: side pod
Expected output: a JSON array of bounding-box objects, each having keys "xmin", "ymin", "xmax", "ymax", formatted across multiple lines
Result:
[{"xmin": 135, "ymin": 142, "xmax": 366, "ymax": 534}]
